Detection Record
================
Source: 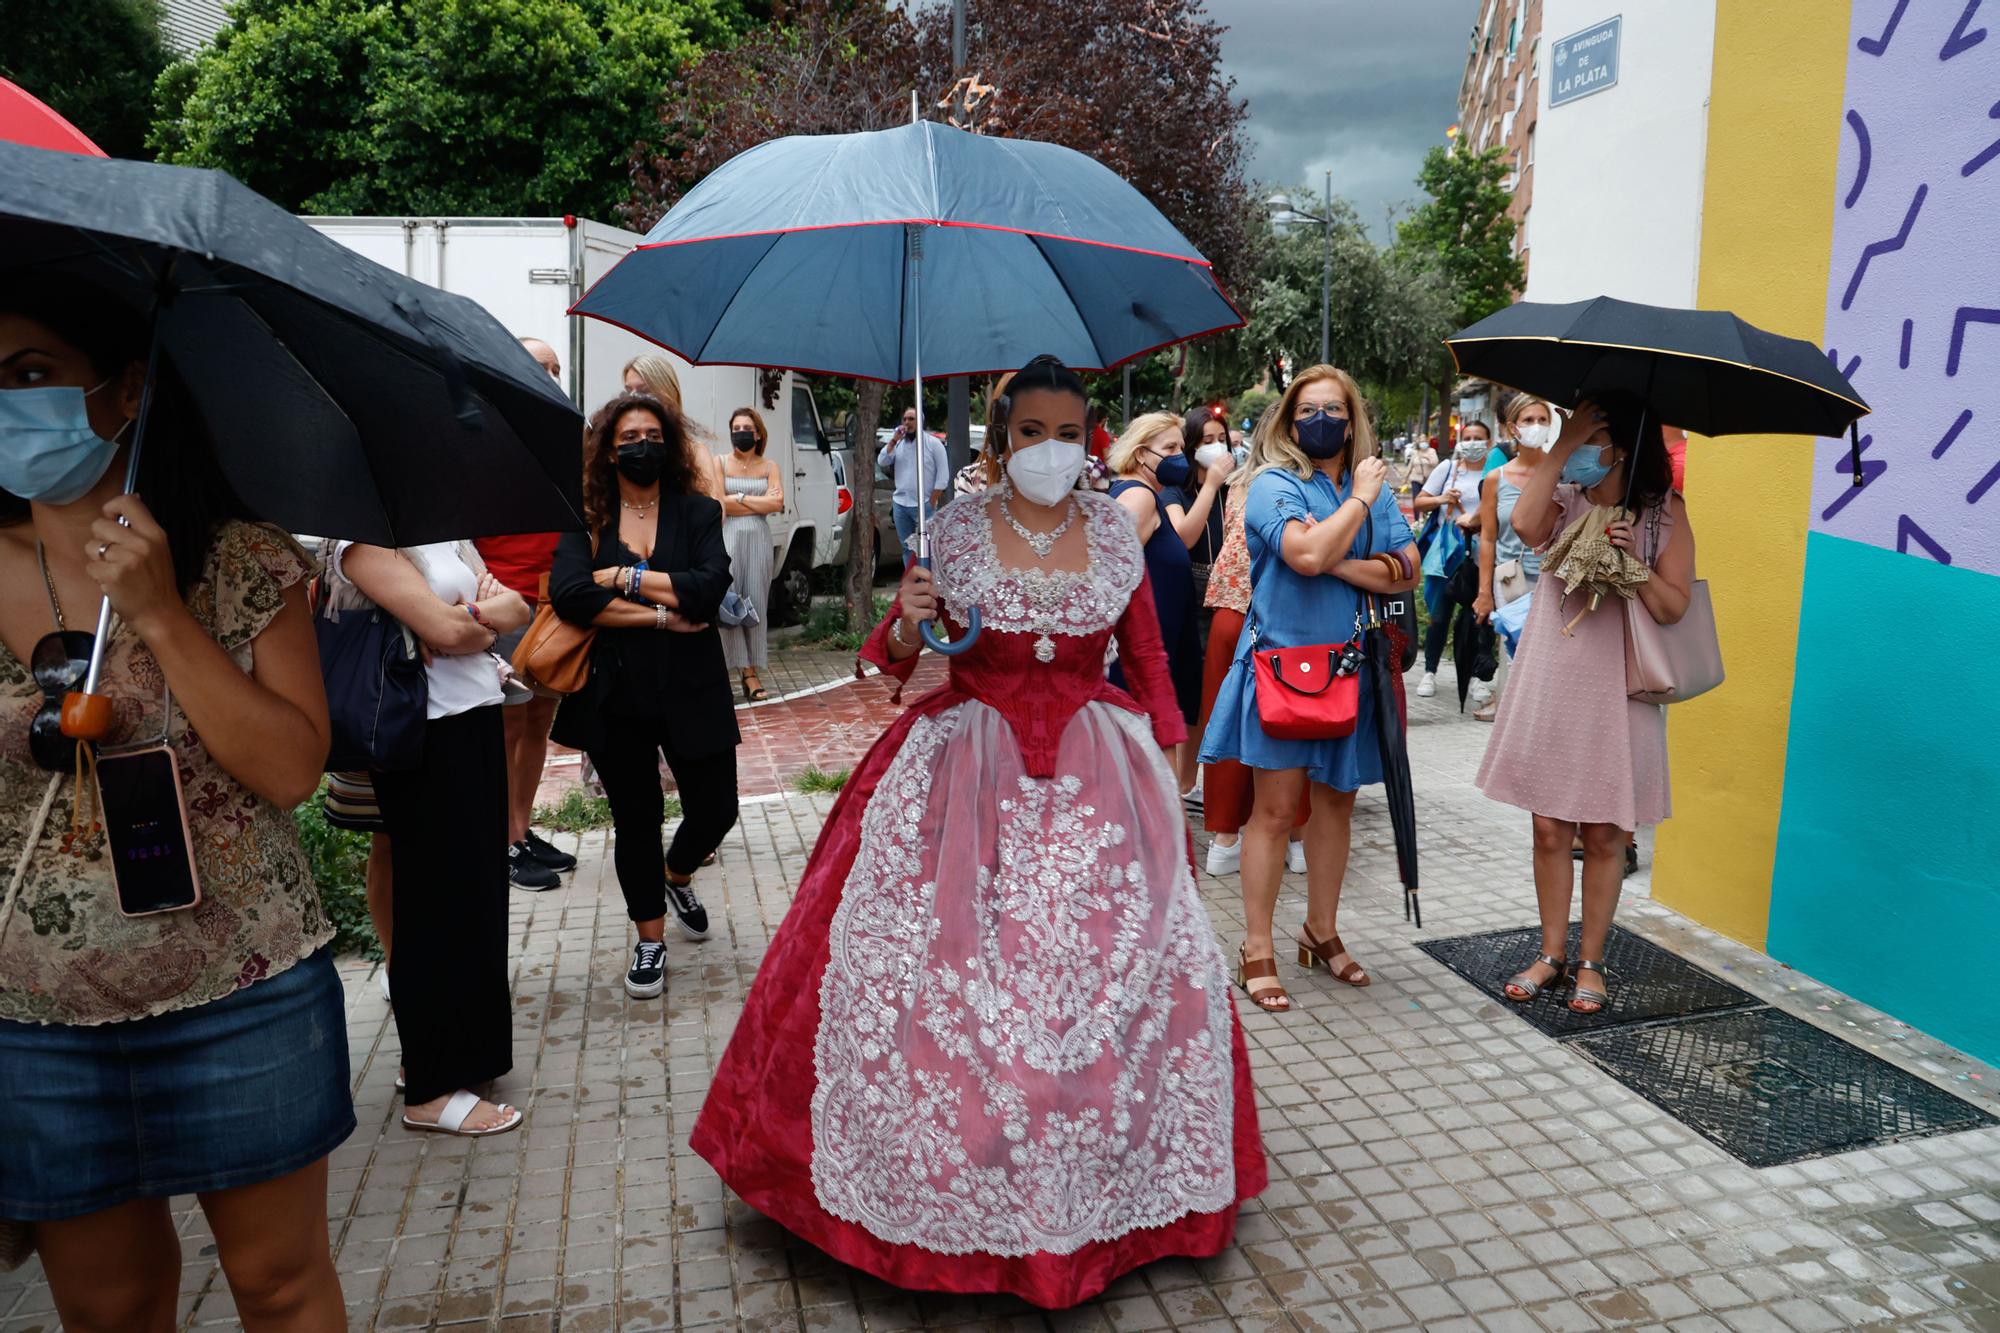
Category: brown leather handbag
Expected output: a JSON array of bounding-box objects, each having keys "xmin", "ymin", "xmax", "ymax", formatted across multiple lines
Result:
[{"xmin": 512, "ymin": 570, "xmax": 595, "ymax": 696}]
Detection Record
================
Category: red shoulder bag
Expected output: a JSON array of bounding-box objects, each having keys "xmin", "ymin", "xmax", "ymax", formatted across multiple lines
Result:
[{"xmin": 1250, "ymin": 619, "xmax": 1363, "ymax": 740}]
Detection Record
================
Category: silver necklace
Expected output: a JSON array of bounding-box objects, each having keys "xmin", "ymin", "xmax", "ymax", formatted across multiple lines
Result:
[
  {"xmin": 621, "ymin": 496, "xmax": 657, "ymax": 514},
  {"xmin": 998, "ymin": 485, "xmax": 1076, "ymax": 560}
]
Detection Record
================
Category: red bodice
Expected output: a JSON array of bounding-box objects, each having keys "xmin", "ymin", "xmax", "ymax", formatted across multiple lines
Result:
[{"xmin": 858, "ymin": 492, "xmax": 1186, "ymax": 776}]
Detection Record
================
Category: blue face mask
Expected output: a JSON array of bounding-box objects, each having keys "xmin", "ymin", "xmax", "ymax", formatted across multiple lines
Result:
[
  {"xmin": 1562, "ymin": 443, "xmax": 1615, "ymax": 488},
  {"xmin": 1296, "ymin": 410, "xmax": 1350, "ymax": 460},
  {"xmin": 1150, "ymin": 450, "xmax": 1192, "ymax": 490},
  {"xmin": 0, "ymin": 381, "xmax": 126, "ymax": 505}
]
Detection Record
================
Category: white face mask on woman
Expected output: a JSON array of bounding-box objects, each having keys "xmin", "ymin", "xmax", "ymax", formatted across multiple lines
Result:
[
  {"xmin": 1005, "ymin": 439, "xmax": 1086, "ymax": 506},
  {"xmin": 1514, "ymin": 422, "xmax": 1552, "ymax": 451}
]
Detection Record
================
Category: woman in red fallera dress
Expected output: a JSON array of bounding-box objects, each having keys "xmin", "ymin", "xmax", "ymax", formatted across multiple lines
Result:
[{"xmin": 691, "ymin": 357, "xmax": 1264, "ymax": 1309}]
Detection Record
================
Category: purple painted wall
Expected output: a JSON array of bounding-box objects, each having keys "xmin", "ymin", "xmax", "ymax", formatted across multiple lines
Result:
[{"xmin": 1819, "ymin": 0, "xmax": 2000, "ymax": 576}]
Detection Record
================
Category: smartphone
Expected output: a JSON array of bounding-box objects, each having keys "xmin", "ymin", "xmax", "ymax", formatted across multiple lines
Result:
[{"xmin": 94, "ymin": 744, "xmax": 202, "ymax": 917}]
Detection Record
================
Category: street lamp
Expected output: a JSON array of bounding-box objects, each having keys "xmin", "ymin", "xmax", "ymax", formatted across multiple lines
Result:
[{"xmin": 1267, "ymin": 169, "xmax": 1334, "ymax": 365}]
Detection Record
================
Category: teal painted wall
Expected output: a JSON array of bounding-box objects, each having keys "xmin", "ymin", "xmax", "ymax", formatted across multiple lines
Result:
[{"xmin": 1768, "ymin": 533, "xmax": 2000, "ymax": 1065}]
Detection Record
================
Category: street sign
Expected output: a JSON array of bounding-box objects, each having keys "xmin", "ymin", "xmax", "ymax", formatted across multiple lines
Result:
[{"xmin": 1550, "ymin": 15, "xmax": 1621, "ymax": 107}]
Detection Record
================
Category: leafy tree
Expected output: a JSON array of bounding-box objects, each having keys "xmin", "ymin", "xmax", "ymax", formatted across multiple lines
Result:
[
  {"xmin": 1389, "ymin": 142, "xmax": 1523, "ymax": 440},
  {"xmin": 627, "ymin": 0, "xmax": 1254, "ymax": 626},
  {"xmin": 1393, "ymin": 142, "xmax": 1523, "ymax": 329},
  {"xmin": 3, "ymin": 0, "xmax": 174, "ymax": 160},
  {"xmin": 153, "ymin": 0, "xmax": 750, "ymax": 219},
  {"xmin": 1185, "ymin": 189, "xmax": 1454, "ymax": 404}
]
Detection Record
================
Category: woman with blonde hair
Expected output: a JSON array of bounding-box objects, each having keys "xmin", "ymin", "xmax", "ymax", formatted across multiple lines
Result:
[
  {"xmin": 1200, "ymin": 366, "xmax": 1419, "ymax": 1013},
  {"xmin": 623, "ymin": 354, "xmax": 722, "ymax": 500},
  {"xmin": 1471, "ymin": 394, "xmax": 1557, "ymax": 720},
  {"xmin": 1105, "ymin": 411, "xmax": 1207, "ymax": 760}
]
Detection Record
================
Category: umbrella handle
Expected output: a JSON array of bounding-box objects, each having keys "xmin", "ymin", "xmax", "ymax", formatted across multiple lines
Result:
[{"xmin": 915, "ymin": 554, "xmax": 982, "ymax": 655}]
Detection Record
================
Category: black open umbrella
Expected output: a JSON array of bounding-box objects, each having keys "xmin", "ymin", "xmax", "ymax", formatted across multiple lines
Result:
[
  {"xmin": 1446, "ymin": 295, "xmax": 1871, "ymax": 480},
  {"xmin": 0, "ymin": 142, "xmax": 586, "ymax": 547}
]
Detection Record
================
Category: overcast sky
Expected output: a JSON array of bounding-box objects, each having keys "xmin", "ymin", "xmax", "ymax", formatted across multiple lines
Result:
[{"xmin": 1208, "ymin": 0, "xmax": 1480, "ymax": 240}]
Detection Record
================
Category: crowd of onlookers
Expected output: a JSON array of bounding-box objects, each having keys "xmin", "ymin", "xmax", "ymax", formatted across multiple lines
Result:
[{"xmin": 0, "ymin": 267, "xmax": 1693, "ymax": 1323}]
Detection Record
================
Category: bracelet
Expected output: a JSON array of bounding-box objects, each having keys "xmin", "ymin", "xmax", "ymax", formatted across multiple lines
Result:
[
  {"xmin": 655, "ymin": 603, "xmax": 668, "ymax": 631},
  {"xmin": 889, "ymin": 618, "xmax": 911, "ymax": 648},
  {"xmin": 464, "ymin": 602, "xmax": 487, "ymax": 627},
  {"xmin": 627, "ymin": 567, "xmax": 642, "ymax": 599}
]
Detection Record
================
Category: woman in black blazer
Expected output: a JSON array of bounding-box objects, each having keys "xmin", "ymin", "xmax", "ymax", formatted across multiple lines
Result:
[{"xmin": 551, "ymin": 393, "xmax": 740, "ymax": 999}]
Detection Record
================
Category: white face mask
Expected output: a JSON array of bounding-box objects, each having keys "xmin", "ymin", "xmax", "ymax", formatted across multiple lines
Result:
[
  {"xmin": 1515, "ymin": 422, "xmax": 1551, "ymax": 451},
  {"xmin": 1194, "ymin": 442, "xmax": 1230, "ymax": 470},
  {"xmin": 1005, "ymin": 438, "xmax": 1086, "ymax": 506}
]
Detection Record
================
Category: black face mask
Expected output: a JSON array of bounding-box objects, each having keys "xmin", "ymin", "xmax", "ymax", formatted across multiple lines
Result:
[
  {"xmin": 730, "ymin": 430, "xmax": 757, "ymax": 452},
  {"xmin": 616, "ymin": 441, "xmax": 667, "ymax": 486}
]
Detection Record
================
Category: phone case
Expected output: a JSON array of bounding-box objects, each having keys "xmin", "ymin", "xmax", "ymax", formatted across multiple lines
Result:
[{"xmin": 94, "ymin": 743, "xmax": 204, "ymax": 918}]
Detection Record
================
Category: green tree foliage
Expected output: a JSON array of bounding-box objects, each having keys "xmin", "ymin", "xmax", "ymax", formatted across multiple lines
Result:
[
  {"xmin": 153, "ymin": 0, "xmax": 752, "ymax": 219},
  {"xmin": 2, "ymin": 0, "xmax": 174, "ymax": 160},
  {"xmin": 1185, "ymin": 190, "xmax": 1455, "ymax": 404},
  {"xmin": 1393, "ymin": 143, "xmax": 1525, "ymax": 329}
]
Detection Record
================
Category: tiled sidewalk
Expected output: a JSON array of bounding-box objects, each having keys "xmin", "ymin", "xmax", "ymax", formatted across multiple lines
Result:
[{"xmin": 5, "ymin": 670, "xmax": 2000, "ymax": 1332}]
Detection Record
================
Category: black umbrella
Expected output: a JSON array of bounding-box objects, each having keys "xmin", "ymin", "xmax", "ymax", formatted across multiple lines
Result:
[
  {"xmin": 1360, "ymin": 512, "xmax": 1420, "ymax": 927},
  {"xmin": 1364, "ymin": 593, "xmax": 1420, "ymax": 928},
  {"xmin": 0, "ymin": 142, "xmax": 586, "ymax": 547},
  {"xmin": 1445, "ymin": 295, "xmax": 1871, "ymax": 479}
]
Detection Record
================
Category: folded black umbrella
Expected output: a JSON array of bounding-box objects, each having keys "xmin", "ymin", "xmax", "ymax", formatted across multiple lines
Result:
[
  {"xmin": 1445, "ymin": 295, "xmax": 1869, "ymax": 440},
  {"xmin": 0, "ymin": 142, "xmax": 585, "ymax": 546},
  {"xmin": 1363, "ymin": 602, "xmax": 1420, "ymax": 928}
]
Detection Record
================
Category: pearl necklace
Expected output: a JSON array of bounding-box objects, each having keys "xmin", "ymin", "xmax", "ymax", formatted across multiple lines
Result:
[
  {"xmin": 998, "ymin": 485, "xmax": 1076, "ymax": 560},
  {"xmin": 621, "ymin": 497, "xmax": 657, "ymax": 514}
]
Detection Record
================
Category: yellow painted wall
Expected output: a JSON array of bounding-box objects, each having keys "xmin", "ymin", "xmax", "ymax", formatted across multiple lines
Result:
[{"xmin": 1652, "ymin": 0, "xmax": 1849, "ymax": 947}]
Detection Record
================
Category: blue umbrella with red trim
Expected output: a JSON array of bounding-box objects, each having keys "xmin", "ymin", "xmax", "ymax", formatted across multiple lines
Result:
[{"xmin": 573, "ymin": 118, "xmax": 1243, "ymax": 653}]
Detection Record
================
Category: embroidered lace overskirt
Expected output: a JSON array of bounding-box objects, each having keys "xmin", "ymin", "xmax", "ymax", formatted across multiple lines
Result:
[{"xmin": 811, "ymin": 700, "xmax": 1235, "ymax": 1256}]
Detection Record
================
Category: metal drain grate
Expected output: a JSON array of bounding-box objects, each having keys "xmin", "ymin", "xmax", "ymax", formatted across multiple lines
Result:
[
  {"xmin": 1417, "ymin": 923, "xmax": 1758, "ymax": 1038},
  {"xmin": 1571, "ymin": 1008, "xmax": 1997, "ymax": 1167}
]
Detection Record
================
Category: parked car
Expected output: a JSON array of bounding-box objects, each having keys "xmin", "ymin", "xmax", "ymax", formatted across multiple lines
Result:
[{"xmin": 827, "ymin": 444, "xmax": 902, "ymax": 577}]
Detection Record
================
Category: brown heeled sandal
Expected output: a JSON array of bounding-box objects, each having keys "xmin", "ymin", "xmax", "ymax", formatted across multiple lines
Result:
[
  {"xmin": 1235, "ymin": 945, "xmax": 1292, "ymax": 1012},
  {"xmin": 1298, "ymin": 925, "xmax": 1371, "ymax": 987}
]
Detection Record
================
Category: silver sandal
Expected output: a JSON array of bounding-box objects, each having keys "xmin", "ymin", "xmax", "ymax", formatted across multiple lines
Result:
[
  {"xmin": 1568, "ymin": 959, "xmax": 1612, "ymax": 1014},
  {"xmin": 1504, "ymin": 953, "xmax": 1570, "ymax": 1002}
]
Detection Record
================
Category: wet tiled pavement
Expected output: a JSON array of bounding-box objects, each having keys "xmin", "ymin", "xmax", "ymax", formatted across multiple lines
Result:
[{"xmin": 6, "ymin": 665, "xmax": 2000, "ymax": 1332}]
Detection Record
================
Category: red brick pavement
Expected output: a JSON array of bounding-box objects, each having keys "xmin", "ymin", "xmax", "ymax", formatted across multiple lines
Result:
[{"xmin": 535, "ymin": 655, "xmax": 949, "ymax": 803}]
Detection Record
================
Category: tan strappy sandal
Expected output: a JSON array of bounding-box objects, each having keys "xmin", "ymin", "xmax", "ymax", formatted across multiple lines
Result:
[
  {"xmin": 1236, "ymin": 945, "xmax": 1292, "ymax": 1012},
  {"xmin": 1298, "ymin": 925, "xmax": 1371, "ymax": 987}
]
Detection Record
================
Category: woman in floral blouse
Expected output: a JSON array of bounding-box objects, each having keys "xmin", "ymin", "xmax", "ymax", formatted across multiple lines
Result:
[{"xmin": 0, "ymin": 274, "xmax": 349, "ymax": 1328}]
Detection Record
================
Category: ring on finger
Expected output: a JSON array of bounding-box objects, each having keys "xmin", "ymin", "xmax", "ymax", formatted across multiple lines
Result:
[{"xmin": 97, "ymin": 541, "xmax": 110, "ymax": 559}]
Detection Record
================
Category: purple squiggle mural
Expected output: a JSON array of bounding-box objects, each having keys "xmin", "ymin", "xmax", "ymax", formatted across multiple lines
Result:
[{"xmin": 1821, "ymin": 0, "xmax": 2000, "ymax": 575}]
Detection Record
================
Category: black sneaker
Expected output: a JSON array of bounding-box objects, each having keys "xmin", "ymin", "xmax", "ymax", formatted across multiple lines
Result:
[
  {"xmin": 625, "ymin": 940, "xmax": 666, "ymax": 999},
  {"xmin": 666, "ymin": 878, "xmax": 710, "ymax": 940},
  {"xmin": 522, "ymin": 830, "xmax": 577, "ymax": 872},
  {"xmin": 509, "ymin": 842, "xmax": 561, "ymax": 891}
]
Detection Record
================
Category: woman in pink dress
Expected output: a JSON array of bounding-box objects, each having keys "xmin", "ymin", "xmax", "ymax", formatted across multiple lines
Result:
[
  {"xmin": 1475, "ymin": 394, "xmax": 1696, "ymax": 1014},
  {"xmin": 691, "ymin": 357, "xmax": 1264, "ymax": 1309}
]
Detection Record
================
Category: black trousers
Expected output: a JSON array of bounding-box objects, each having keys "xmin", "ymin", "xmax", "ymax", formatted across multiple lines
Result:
[
  {"xmin": 374, "ymin": 705, "xmax": 512, "ymax": 1105},
  {"xmin": 589, "ymin": 717, "xmax": 739, "ymax": 923}
]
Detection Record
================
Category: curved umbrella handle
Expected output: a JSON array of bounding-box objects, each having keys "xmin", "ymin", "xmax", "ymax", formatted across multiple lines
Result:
[
  {"xmin": 914, "ymin": 555, "xmax": 981, "ymax": 655},
  {"xmin": 920, "ymin": 605, "xmax": 982, "ymax": 655}
]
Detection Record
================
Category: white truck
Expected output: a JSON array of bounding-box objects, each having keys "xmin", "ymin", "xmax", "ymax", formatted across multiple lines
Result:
[{"xmin": 300, "ymin": 215, "xmax": 844, "ymax": 623}]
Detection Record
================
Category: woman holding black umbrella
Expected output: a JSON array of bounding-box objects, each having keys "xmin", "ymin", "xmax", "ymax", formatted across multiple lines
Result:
[
  {"xmin": 0, "ymin": 275, "xmax": 350, "ymax": 1327},
  {"xmin": 1476, "ymin": 394, "xmax": 1694, "ymax": 1014}
]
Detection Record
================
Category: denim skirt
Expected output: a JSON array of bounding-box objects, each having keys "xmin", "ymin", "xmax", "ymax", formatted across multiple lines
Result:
[{"xmin": 0, "ymin": 949, "xmax": 354, "ymax": 1221}]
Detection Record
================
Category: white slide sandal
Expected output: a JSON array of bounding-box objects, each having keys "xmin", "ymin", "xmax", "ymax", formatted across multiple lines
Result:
[{"xmin": 402, "ymin": 1089, "xmax": 523, "ymax": 1137}]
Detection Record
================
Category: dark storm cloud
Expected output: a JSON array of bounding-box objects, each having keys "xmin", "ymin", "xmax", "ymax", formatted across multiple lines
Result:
[{"xmin": 1209, "ymin": 0, "xmax": 1480, "ymax": 239}]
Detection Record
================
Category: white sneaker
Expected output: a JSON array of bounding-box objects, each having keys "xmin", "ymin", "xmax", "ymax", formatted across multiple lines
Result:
[
  {"xmin": 1287, "ymin": 841, "xmax": 1308, "ymax": 875},
  {"xmin": 1205, "ymin": 839, "xmax": 1240, "ymax": 875},
  {"xmin": 1416, "ymin": 672, "xmax": 1437, "ymax": 698},
  {"xmin": 1469, "ymin": 679, "xmax": 1493, "ymax": 705}
]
